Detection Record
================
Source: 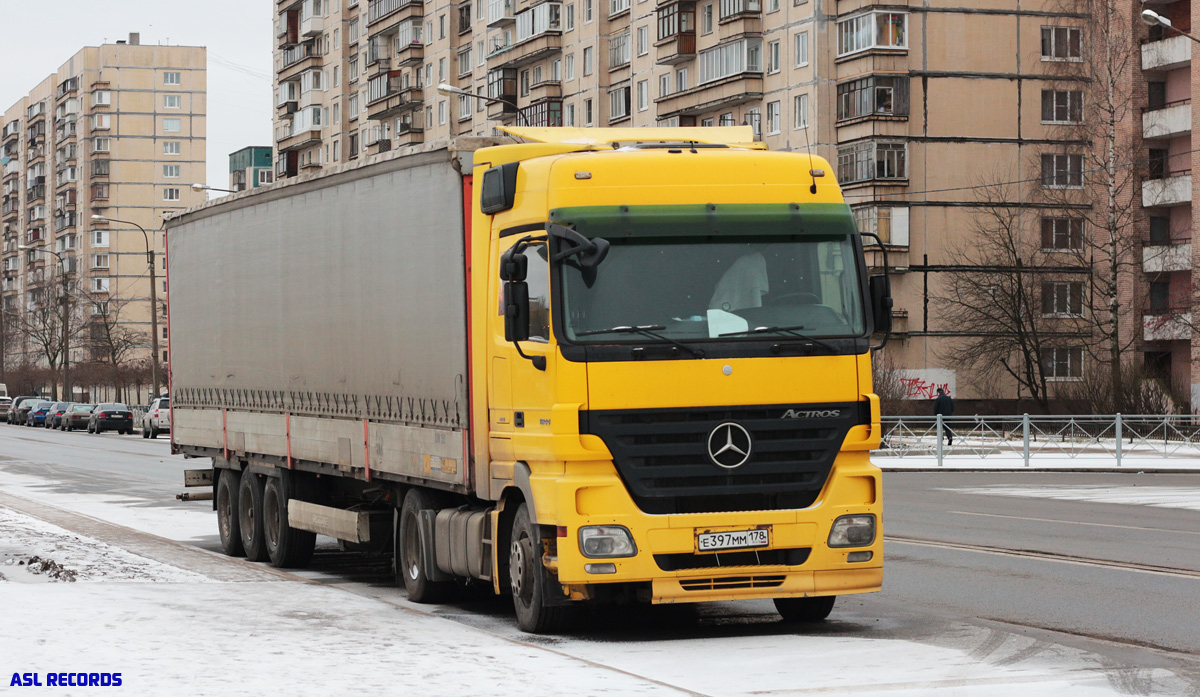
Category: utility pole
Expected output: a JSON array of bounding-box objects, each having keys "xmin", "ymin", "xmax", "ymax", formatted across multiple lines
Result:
[{"xmin": 91, "ymin": 215, "xmax": 160, "ymax": 400}]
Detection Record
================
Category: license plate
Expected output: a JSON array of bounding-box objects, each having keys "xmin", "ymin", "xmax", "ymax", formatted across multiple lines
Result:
[{"xmin": 697, "ymin": 527, "xmax": 770, "ymax": 552}]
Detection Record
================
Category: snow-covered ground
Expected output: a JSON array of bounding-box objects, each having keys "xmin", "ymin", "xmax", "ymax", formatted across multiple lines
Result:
[
  {"xmin": 941, "ymin": 484, "xmax": 1200, "ymax": 512},
  {"xmin": 876, "ymin": 453, "xmax": 1200, "ymax": 471}
]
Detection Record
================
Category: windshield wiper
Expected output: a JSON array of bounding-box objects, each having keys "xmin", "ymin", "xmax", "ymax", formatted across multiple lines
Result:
[
  {"xmin": 575, "ymin": 325, "xmax": 705, "ymax": 359},
  {"xmin": 719, "ymin": 324, "xmax": 838, "ymax": 352}
]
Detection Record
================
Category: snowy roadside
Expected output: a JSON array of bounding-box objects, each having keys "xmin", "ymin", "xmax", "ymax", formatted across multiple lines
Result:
[{"xmin": 876, "ymin": 454, "xmax": 1200, "ymax": 472}]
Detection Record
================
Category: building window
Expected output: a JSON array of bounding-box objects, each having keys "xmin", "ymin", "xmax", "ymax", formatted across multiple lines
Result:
[
  {"xmin": 566, "ymin": 53, "xmax": 575, "ymax": 80},
  {"xmin": 1041, "ymin": 217, "xmax": 1083, "ymax": 250},
  {"xmin": 701, "ymin": 3, "xmax": 713, "ymax": 33},
  {"xmin": 585, "ymin": 0, "xmax": 593, "ymax": 22},
  {"xmin": 163, "ymin": 118, "xmax": 181, "ymax": 132},
  {"xmin": 1042, "ymin": 347, "xmax": 1083, "ymax": 380},
  {"xmin": 717, "ymin": 0, "xmax": 760, "ymax": 20},
  {"xmin": 439, "ymin": 100, "xmax": 447, "ymax": 125},
  {"xmin": 766, "ymin": 100, "xmax": 780, "ymax": 134},
  {"xmin": 92, "ymin": 114, "xmax": 111, "ymax": 130},
  {"xmin": 637, "ymin": 25, "xmax": 649, "ymax": 56},
  {"xmin": 91, "ymin": 253, "xmax": 110, "ymax": 269},
  {"xmin": 566, "ymin": 102, "xmax": 576, "ymax": 126},
  {"xmin": 837, "ymin": 141, "xmax": 908, "ymax": 184},
  {"xmin": 697, "ymin": 38, "xmax": 762, "ymax": 84},
  {"xmin": 1041, "ymin": 90, "xmax": 1083, "ymax": 124},
  {"xmin": 837, "ymin": 76, "xmax": 909, "ymax": 121},
  {"xmin": 163, "ymin": 94, "xmax": 182, "ymax": 109},
  {"xmin": 458, "ymin": 46, "xmax": 472, "ymax": 76},
  {"xmin": 658, "ymin": 3, "xmax": 694, "ymax": 40},
  {"xmin": 660, "ymin": 73, "xmax": 671, "ymax": 96},
  {"xmin": 766, "ymin": 40, "xmax": 780, "ymax": 73},
  {"xmin": 793, "ymin": 93, "xmax": 808, "ymax": 129},
  {"xmin": 163, "ymin": 187, "xmax": 180, "ymax": 201},
  {"xmin": 1041, "ymin": 281, "xmax": 1084, "ymax": 317},
  {"xmin": 259, "ymin": 170, "xmax": 274, "ymax": 185},
  {"xmin": 584, "ymin": 97, "xmax": 593, "ymax": 126},
  {"xmin": 567, "ymin": 3, "xmax": 575, "ymax": 30},
  {"xmin": 610, "ymin": 32, "xmax": 631, "ymax": 67},
  {"xmin": 164, "ymin": 141, "xmax": 181, "ymax": 156},
  {"xmin": 163, "ymin": 164, "xmax": 180, "ymax": 178},
  {"xmin": 794, "ymin": 31, "xmax": 808, "ymax": 67},
  {"xmin": 676, "ymin": 67, "xmax": 688, "ymax": 90},
  {"xmin": 853, "ymin": 205, "xmax": 909, "ymax": 245},
  {"xmin": 91, "ymin": 277, "xmax": 110, "ymax": 293},
  {"xmin": 1041, "ymin": 26, "xmax": 1082, "ymax": 61},
  {"xmin": 745, "ymin": 107, "xmax": 761, "ymax": 138},
  {"xmin": 837, "ymin": 12, "xmax": 907, "ymax": 57},
  {"xmin": 163, "ymin": 71, "xmax": 181, "ymax": 85},
  {"xmin": 93, "ymin": 90, "xmax": 111, "ymax": 106},
  {"xmin": 1041, "ymin": 153, "xmax": 1083, "ymax": 188},
  {"xmin": 93, "ymin": 137, "xmax": 110, "ymax": 152},
  {"xmin": 637, "ymin": 79, "xmax": 649, "ymax": 110},
  {"xmin": 611, "ymin": 0, "xmax": 630, "ymax": 15},
  {"xmin": 609, "ymin": 85, "xmax": 631, "ymax": 120},
  {"xmin": 583, "ymin": 46, "xmax": 594, "ymax": 75}
]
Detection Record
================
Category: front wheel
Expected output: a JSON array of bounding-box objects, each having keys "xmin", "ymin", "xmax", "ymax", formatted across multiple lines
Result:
[
  {"xmin": 774, "ymin": 596, "xmax": 836, "ymax": 622},
  {"xmin": 509, "ymin": 503, "xmax": 571, "ymax": 634},
  {"xmin": 396, "ymin": 488, "xmax": 453, "ymax": 603}
]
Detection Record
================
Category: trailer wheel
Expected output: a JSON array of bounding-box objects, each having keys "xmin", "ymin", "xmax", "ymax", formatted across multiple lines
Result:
[
  {"xmin": 396, "ymin": 488, "xmax": 453, "ymax": 603},
  {"xmin": 774, "ymin": 596, "xmax": 836, "ymax": 622},
  {"xmin": 216, "ymin": 469, "xmax": 245, "ymax": 557},
  {"xmin": 238, "ymin": 469, "xmax": 269, "ymax": 562},
  {"xmin": 510, "ymin": 503, "xmax": 571, "ymax": 634},
  {"xmin": 263, "ymin": 475, "xmax": 316, "ymax": 568}
]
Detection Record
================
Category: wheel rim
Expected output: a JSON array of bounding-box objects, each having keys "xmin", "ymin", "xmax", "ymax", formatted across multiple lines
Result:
[
  {"xmin": 403, "ymin": 511, "xmax": 421, "ymax": 581},
  {"xmin": 264, "ymin": 487, "xmax": 280, "ymax": 551},
  {"xmin": 240, "ymin": 483, "xmax": 254, "ymax": 533},
  {"xmin": 509, "ymin": 535, "xmax": 534, "ymax": 601}
]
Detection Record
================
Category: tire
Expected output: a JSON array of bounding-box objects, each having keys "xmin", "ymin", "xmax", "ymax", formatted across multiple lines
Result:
[
  {"xmin": 149, "ymin": 425, "xmax": 159, "ymax": 439},
  {"xmin": 263, "ymin": 475, "xmax": 316, "ymax": 568},
  {"xmin": 774, "ymin": 596, "xmax": 837, "ymax": 622},
  {"xmin": 396, "ymin": 488, "xmax": 454, "ymax": 603},
  {"xmin": 142, "ymin": 426, "xmax": 150, "ymax": 439},
  {"xmin": 216, "ymin": 469, "xmax": 245, "ymax": 557},
  {"xmin": 509, "ymin": 503, "xmax": 571, "ymax": 633},
  {"xmin": 238, "ymin": 469, "xmax": 268, "ymax": 562}
]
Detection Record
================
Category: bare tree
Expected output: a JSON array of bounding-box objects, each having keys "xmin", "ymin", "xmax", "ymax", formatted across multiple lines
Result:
[
  {"xmin": 936, "ymin": 180, "xmax": 1091, "ymax": 409},
  {"xmin": 83, "ymin": 292, "xmax": 149, "ymax": 403},
  {"xmin": 1038, "ymin": 0, "xmax": 1145, "ymax": 409}
]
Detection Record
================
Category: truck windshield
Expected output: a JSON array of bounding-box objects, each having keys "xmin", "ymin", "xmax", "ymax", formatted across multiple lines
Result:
[{"xmin": 553, "ymin": 203, "xmax": 867, "ymax": 344}]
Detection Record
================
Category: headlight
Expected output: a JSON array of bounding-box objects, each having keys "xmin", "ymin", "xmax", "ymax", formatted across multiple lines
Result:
[
  {"xmin": 579, "ymin": 525, "xmax": 637, "ymax": 558},
  {"xmin": 828, "ymin": 514, "xmax": 876, "ymax": 548}
]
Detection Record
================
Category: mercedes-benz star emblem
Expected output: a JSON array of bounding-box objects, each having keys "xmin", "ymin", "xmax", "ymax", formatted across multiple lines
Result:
[{"xmin": 707, "ymin": 422, "xmax": 753, "ymax": 469}]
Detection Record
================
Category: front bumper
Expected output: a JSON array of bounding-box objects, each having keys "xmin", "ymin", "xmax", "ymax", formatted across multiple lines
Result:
[{"xmin": 542, "ymin": 451, "xmax": 882, "ymax": 604}]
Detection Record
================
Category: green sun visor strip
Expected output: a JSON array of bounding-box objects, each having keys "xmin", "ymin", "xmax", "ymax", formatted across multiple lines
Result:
[{"xmin": 547, "ymin": 203, "xmax": 859, "ymax": 239}]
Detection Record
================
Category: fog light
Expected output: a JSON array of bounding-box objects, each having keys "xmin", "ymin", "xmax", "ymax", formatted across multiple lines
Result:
[
  {"xmin": 828, "ymin": 514, "xmax": 876, "ymax": 548},
  {"xmin": 585, "ymin": 563, "xmax": 617, "ymax": 574},
  {"xmin": 579, "ymin": 525, "xmax": 637, "ymax": 558},
  {"xmin": 847, "ymin": 551, "xmax": 873, "ymax": 563}
]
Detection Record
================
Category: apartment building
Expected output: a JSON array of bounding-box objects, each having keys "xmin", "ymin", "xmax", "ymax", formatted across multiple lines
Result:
[
  {"xmin": 229, "ymin": 146, "xmax": 275, "ymax": 191},
  {"xmin": 274, "ymin": 0, "xmax": 1198, "ymax": 408},
  {"xmin": 0, "ymin": 36, "xmax": 206, "ymax": 399}
]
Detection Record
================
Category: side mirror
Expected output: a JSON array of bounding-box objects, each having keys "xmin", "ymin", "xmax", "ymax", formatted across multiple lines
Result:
[
  {"xmin": 500, "ymin": 247, "xmax": 527, "ymax": 282},
  {"xmin": 504, "ymin": 281, "xmax": 530, "ymax": 342},
  {"xmin": 869, "ymin": 275, "xmax": 893, "ymax": 347}
]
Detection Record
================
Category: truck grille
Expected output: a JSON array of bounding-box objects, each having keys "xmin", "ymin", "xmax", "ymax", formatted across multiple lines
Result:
[
  {"xmin": 580, "ymin": 402, "xmax": 868, "ymax": 515},
  {"xmin": 679, "ymin": 575, "xmax": 786, "ymax": 591},
  {"xmin": 655, "ymin": 547, "xmax": 810, "ymax": 571}
]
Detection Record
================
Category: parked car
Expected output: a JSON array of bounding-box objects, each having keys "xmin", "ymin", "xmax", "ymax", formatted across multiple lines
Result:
[
  {"xmin": 62, "ymin": 404, "xmax": 95, "ymax": 431},
  {"xmin": 46, "ymin": 402, "xmax": 72, "ymax": 429},
  {"xmin": 0, "ymin": 397, "xmax": 10, "ymax": 421},
  {"xmin": 142, "ymin": 396, "xmax": 171, "ymax": 438},
  {"xmin": 9, "ymin": 396, "xmax": 39, "ymax": 425},
  {"xmin": 25, "ymin": 401, "xmax": 54, "ymax": 427},
  {"xmin": 88, "ymin": 403, "xmax": 134, "ymax": 434}
]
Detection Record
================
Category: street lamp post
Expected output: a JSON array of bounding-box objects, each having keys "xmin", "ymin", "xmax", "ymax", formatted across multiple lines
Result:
[
  {"xmin": 191, "ymin": 183, "xmax": 240, "ymax": 195},
  {"xmin": 436, "ymin": 83, "xmax": 530, "ymax": 127},
  {"xmin": 1141, "ymin": 9, "xmax": 1200, "ymax": 45},
  {"xmin": 17, "ymin": 244, "xmax": 72, "ymax": 400},
  {"xmin": 91, "ymin": 214, "xmax": 161, "ymax": 401}
]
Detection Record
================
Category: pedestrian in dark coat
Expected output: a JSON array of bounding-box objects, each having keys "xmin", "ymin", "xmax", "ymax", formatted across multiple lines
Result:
[{"xmin": 933, "ymin": 388, "xmax": 955, "ymax": 445}]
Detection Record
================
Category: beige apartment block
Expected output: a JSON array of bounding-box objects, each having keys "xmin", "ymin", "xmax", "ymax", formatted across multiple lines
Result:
[
  {"xmin": 275, "ymin": 0, "xmax": 1193, "ymax": 410},
  {"xmin": 0, "ymin": 36, "xmax": 206, "ymax": 401}
]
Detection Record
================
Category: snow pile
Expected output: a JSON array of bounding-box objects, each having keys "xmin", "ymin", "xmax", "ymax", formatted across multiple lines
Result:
[{"xmin": 0, "ymin": 507, "xmax": 209, "ymax": 584}]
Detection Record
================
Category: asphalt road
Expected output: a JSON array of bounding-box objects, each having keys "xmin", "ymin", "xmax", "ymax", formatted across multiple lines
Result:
[{"xmin": 1, "ymin": 424, "xmax": 1198, "ymax": 692}]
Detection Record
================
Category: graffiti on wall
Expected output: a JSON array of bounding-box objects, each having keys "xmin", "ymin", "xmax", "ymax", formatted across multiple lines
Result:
[{"xmin": 896, "ymin": 369, "xmax": 956, "ymax": 400}]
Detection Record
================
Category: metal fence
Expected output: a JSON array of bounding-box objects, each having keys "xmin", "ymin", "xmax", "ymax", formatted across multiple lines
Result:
[{"xmin": 878, "ymin": 414, "xmax": 1200, "ymax": 466}]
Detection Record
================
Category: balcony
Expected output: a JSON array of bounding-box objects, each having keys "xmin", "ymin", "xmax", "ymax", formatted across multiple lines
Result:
[
  {"xmin": 367, "ymin": 78, "xmax": 423, "ymax": 119},
  {"xmin": 299, "ymin": 12, "xmax": 322, "ymax": 37},
  {"xmin": 489, "ymin": 32, "xmax": 562, "ymax": 69},
  {"xmin": 1143, "ymin": 173, "xmax": 1191, "ymax": 207},
  {"xmin": 277, "ymin": 127, "xmax": 323, "ymax": 152},
  {"xmin": 529, "ymin": 80, "xmax": 561, "ymax": 102},
  {"xmin": 1144, "ymin": 311, "xmax": 1191, "ymax": 341},
  {"xmin": 1142, "ymin": 100, "xmax": 1190, "ymax": 140},
  {"xmin": 1143, "ymin": 242, "xmax": 1192, "ymax": 272},
  {"xmin": 1142, "ymin": 35, "xmax": 1191, "ymax": 71},
  {"xmin": 655, "ymin": 73, "xmax": 762, "ymax": 117},
  {"xmin": 396, "ymin": 40, "xmax": 424, "ymax": 67},
  {"xmin": 367, "ymin": 0, "xmax": 424, "ymax": 31},
  {"xmin": 487, "ymin": 0, "xmax": 517, "ymax": 26},
  {"xmin": 395, "ymin": 115, "xmax": 425, "ymax": 146},
  {"xmin": 279, "ymin": 42, "xmax": 322, "ymax": 79},
  {"xmin": 656, "ymin": 32, "xmax": 696, "ymax": 65}
]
